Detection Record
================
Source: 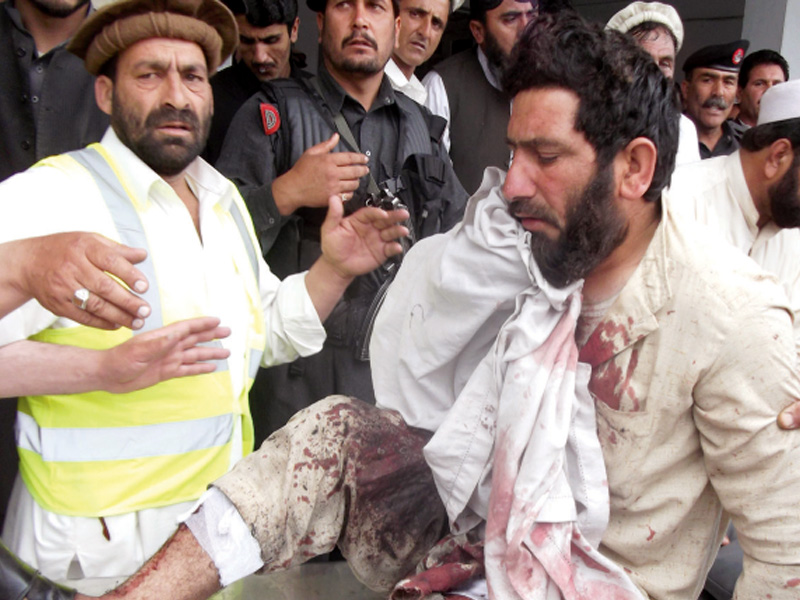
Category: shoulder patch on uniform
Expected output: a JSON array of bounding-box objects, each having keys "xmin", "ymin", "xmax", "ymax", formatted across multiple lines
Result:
[{"xmin": 259, "ymin": 103, "xmax": 280, "ymax": 135}]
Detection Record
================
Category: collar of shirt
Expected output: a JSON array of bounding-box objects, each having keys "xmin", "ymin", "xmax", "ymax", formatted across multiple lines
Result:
[
  {"xmin": 384, "ymin": 58, "xmax": 427, "ymax": 105},
  {"xmin": 100, "ymin": 127, "xmax": 238, "ymax": 214},
  {"xmin": 476, "ymin": 46, "xmax": 502, "ymax": 92},
  {"xmin": 699, "ymin": 119, "xmax": 739, "ymax": 159},
  {"xmin": 579, "ymin": 198, "xmax": 671, "ymax": 367},
  {"xmin": 316, "ymin": 61, "xmax": 398, "ymax": 116}
]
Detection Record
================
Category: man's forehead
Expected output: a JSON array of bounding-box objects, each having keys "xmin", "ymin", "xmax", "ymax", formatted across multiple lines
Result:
[
  {"xmin": 236, "ymin": 18, "xmax": 290, "ymax": 37},
  {"xmin": 509, "ymin": 87, "xmax": 582, "ymax": 139},
  {"xmin": 400, "ymin": 0, "xmax": 448, "ymax": 17},
  {"xmin": 120, "ymin": 37, "xmax": 208, "ymax": 68},
  {"xmin": 690, "ymin": 67, "xmax": 737, "ymax": 81},
  {"xmin": 748, "ymin": 63, "xmax": 787, "ymax": 82},
  {"xmin": 488, "ymin": 0, "xmax": 535, "ymax": 16}
]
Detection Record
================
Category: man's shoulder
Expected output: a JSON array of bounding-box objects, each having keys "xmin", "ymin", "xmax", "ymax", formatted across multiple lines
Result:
[
  {"xmin": 663, "ymin": 206, "xmax": 787, "ymax": 314},
  {"xmin": 430, "ymin": 47, "xmax": 479, "ymax": 78},
  {"xmin": 670, "ymin": 155, "xmax": 730, "ymax": 198}
]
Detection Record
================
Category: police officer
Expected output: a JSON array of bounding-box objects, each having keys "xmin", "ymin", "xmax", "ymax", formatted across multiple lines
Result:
[
  {"xmin": 681, "ymin": 39, "xmax": 749, "ymax": 159},
  {"xmin": 216, "ymin": 0, "xmax": 468, "ymax": 443}
]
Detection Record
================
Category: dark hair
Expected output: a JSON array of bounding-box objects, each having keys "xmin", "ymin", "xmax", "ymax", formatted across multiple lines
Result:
[
  {"xmin": 502, "ymin": 12, "xmax": 680, "ymax": 202},
  {"xmin": 469, "ymin": 0, "xmax": 570, "ymax": 24},
  {"xmin": 739, "ymin": 49, "xmax": 790, "ymax": 89},
  {"xmin": 223, "ymin": 0, "xmax": 297, "ymax": 27},
  {"xmin": 628, "ymin": 21, "xmax": 678, "ymax": 54},
  {"xmin": 741, "ymin": 118, "xmax": 800, "ymax": 152},
  {"xmin": 98, "ymin": 55, "xmax": 118, "ymax": 80}
]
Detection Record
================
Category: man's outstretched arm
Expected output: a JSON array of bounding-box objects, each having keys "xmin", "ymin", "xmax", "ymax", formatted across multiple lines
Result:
[
  {"xmin": 75, "ymin": 525, "xmax": 220, "ymax": 600},
  {"xmin": 0, "ymin": 317, "xmax": 231, "ymax": 397}
]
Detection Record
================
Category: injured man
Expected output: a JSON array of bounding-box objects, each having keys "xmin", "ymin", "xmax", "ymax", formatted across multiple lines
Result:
[{"xmin": 8, "ymin": 11, "xmax": 800, "ymax": 600}]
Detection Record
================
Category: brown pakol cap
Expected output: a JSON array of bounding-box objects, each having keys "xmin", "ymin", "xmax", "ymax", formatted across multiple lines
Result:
[{"xmin": 68, "ymin": 0, "xmax": 238, "ymax": 75}]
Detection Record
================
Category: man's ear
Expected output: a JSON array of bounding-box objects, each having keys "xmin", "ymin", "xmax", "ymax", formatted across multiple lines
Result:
[
  {"xmin": 290, "ymin": 17, "xmax": 300, "ymax": 43},
  {"xmin": 615, "ymin": 137, "xmax": 658, "ymax": 201},
  {"xmin": 469, "ymin": 19, "xmax": 485, "ymax": 46},
  {"xmin": 95, "ymin": 75, "xmax": 113, "ymax": 116},
  {"xmin": 317, "ymin": 12, "xmax": 324, "ymax": 43},
  {"xmin": 764, "ymin": 138, "xmax": 794, "ymax": 181}
]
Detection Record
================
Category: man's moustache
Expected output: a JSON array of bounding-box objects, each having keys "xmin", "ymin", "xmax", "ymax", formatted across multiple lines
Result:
[
  {"xmin": 702, "ymin": 96, "xmax": 729, "ymax": 110},
  {"xmin": 508, "ymin": 198, "xmax": 560, "ymax": 229},
  {"xmin": 342, "ymin": 32, "xmax": 378, "ymax": 49},
  {"xmin": 145, "ymin": 107, "xmax": 199, "ymax": 131}
]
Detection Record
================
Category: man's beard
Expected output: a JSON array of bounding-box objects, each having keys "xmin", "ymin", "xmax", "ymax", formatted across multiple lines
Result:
[
  {"xmin": 28, "ymin": 0, "xmax": 89, "ymax": 18},
  {"xmin": 509, "ymin": 163, "xmax": 628, "ymax": 288},
  {"xmin": 769, "ymin": 155, "xmax": 800, "ymax": 228},
  {"xmin": 111, "ymin": 96, "xmax": 210, "ymax": 178},
  {"xmin": 483, "ymin": 28, "xmax": 510, "ymax": 75}
]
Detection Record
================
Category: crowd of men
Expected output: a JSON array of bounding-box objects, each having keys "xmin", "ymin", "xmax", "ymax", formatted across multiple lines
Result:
[{"xmin": 1, "ymin": 0, "xmax": 800, "ymax": 599}]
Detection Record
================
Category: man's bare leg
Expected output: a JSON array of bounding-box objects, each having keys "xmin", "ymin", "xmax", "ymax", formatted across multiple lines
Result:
[{"xmin": 80, "ymin": 525, "xmax": 220, "ymax": 600}]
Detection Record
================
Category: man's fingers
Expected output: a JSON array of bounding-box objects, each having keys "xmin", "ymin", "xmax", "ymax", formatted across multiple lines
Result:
[
  {"xmin": 380, "ymin": 224, "xmax": 410, "ymax": 243},
  {"xmin": 57, "ymin": 304, "xmax": 121, "ymax": 331},
  {"xmin": 74, "ymin": 283, "xmax": 148, "ymax": 330},
  {"xmin": 83, "ymin": 272, "xmax": 151, "ymax": 325},
  {"xmin": 353, "ymin": 206, "xmax": 410, "ymax": 227},
  {"xmin": 89, "ymin": 241, "xmax": 149, "ymax": 294},
  {"xmin": 335, "ymin": 165, "xmax": 371, "ymax": 184},
  {"xmin": 331, "ymin": 152, "xmax": 369, "ymax": 166},
  {"xmin": 179, "ymin": 345, "xmax": 231, "ymax": 364},
  {"xmin": 322, "ymin": 195, "xmax": 346, "ymax": 234},
  {"xmin": 307, "ymin": 133, "xmax": 341, "ymax": 155},
  {"xmin": 778, "ymin": 402, "xmax": 800, "ymax": 429}
]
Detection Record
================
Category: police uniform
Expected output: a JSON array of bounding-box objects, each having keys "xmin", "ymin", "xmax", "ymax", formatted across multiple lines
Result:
[{"xmin": 216, "ymin": 62, "xmax": 468, "ymax": 444}]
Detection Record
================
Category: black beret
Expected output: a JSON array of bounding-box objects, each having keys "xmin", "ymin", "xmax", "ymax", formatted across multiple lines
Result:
[{"xmin": 682, "ymin": 39, "xmax": 750, "ymax": 75}]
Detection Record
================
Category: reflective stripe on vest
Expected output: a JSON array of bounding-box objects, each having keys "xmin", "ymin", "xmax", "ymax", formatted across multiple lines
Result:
[{"xmin": 19, "ymin": 146, "xmax": 266, "ymax": 517}]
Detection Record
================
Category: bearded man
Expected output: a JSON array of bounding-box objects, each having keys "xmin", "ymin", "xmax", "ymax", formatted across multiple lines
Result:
[
  {"xmin": 422, "ymin": 0, "xmax": 537, "ymax": 193},
  {"xmin": 8, "ymin": 12, "xmax": 800, "ymax": 600},
  {"xmin": 670, "ymin": 80, "xmax": 800, "ymax": 354},
  {"xmin": 0, "ymin": 0, "xmax": 411, "ymax": 586}
]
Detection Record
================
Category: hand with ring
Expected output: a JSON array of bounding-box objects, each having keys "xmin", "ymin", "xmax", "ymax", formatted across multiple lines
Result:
[
  {"xmin": 72, "ymin": 288, "xmax": 90, "ymax": 311},
  {"xmin": 1, "ymin": 233, "xmax": 151, "ymax": 330}
]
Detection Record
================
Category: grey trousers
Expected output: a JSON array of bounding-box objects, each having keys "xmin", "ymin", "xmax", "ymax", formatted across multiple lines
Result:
[{"xmin": 215, "ymin": 396, "xmax": 450, "ymax": 594}]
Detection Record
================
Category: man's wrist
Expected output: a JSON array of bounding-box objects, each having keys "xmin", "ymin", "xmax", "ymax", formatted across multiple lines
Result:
[{"xmin": 271, "ymin": 174, "xmax": 295, "ymax": 216}]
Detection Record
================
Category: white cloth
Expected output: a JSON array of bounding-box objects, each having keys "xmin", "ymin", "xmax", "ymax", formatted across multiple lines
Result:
[
  {"xmin": 422, "ymin": 47, "xmax": 507, "ymax": 155},
  {"xmin": 0, "ymin": 128, "xmax": 326, "ymax": 580},
  {"xmin": 676, "ymin": 114, "xmax": 701, "ymax": 165},
  {"xmin": 668, "ymin": 150, "xmax": 800, "ymax": 352},
  {"xmin": 372, "ymin": 168, "xmax": 642, "ymax": 598},
  {"xmin": 384, "ymin": 58, "xmax": 428, "ymax": 105},
  {"xmin": 183, "ymin": 487, "xmax": 264, "ymax": 587}
]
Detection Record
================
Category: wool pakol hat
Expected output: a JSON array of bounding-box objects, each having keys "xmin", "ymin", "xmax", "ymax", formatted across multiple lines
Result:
[
  {"xmin": 757, "ymin": 79, "xmax": 800, "ymax": 126},
  {"xmin": 68, "ymin": 0, "xmax": 238, "ymax": 75},
  {"xmin": 307, "ymin": 0, "xmax": 465, "ymax": 13},
  {"xmin": 606, "ymin": 1, "xmax": 683, "ymax": 52}
]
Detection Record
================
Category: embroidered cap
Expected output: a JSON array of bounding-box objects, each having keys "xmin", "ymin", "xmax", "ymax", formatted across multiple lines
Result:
[
  {"xmin": 682, "ymin": 39, "xmax": 750, "ymax": 75},
  {"xmin": 757, "ymin": 79, "xmax": 800, "ymax": 126},
  {"xmin": 606, "ymin": 2, "xmax": 683, "ymax": 52},
  {"xmin": 68, "ymin": 0, "xmax": 238, "ymax": 75}
]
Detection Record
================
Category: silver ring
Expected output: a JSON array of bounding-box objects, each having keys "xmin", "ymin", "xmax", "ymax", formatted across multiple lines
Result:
[{"xmin": 72, "ymin": 288, "xmax": 90, "ymax": 311}]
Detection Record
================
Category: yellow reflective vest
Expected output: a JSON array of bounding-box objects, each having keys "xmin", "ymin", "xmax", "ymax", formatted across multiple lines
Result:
[{"xmin": 17, "ymin": 145, "xmax": 266, "ymax": 517}]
